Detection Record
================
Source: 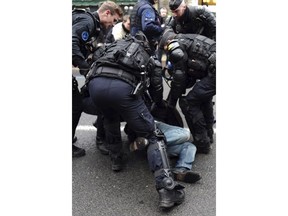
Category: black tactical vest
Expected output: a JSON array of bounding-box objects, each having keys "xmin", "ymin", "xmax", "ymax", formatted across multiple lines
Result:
[{"xmin": 89, "ymin": 36, "xmax": 152, "ymax": 81}]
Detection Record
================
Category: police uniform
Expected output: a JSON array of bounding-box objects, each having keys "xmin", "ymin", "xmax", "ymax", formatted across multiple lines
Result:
[
  {"xmin": 159, "ymin": 29, "xmax": 216, "ymax": 154},
  {"xmin": 72, "ymin": 9, "xmax": 101, "ymax": 74},
  {"xmin": 72, "ymin": 9, "xmax": 106, "ymax": 157},
  {"xmin": 167, "ymin": 0, "xmax": 216, "ymax": 40},
  {"xmin": 130, "ymin": 0, "xmax": 163, "ymax": 53},
  {"xmin": 86, "ymin": 34, "xmax": 185, "ymax": 209}
]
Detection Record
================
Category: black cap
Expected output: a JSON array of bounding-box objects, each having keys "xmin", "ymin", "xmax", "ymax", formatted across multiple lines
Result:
[{"xmin": 169, "ymin": 0, "xmax": 183, "ymax": 10}]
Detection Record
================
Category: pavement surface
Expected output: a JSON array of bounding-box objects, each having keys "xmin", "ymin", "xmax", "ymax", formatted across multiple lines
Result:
[{"xmin": 72, "ymin": 72, "xmax": 216, "ymax": 216}]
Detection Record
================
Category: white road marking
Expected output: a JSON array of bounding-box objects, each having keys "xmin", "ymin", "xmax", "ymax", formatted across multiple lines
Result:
[{"xmin": 76, "ymin": 125, "xmax": 216, "ymax": 133}]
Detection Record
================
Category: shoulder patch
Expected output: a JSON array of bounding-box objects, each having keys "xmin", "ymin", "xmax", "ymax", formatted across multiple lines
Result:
[
  {"xmin": 144, "ymin": 10, "xmax": 153, "ymax": 19},
  {"xmin": 81, "ymin": 31, "xmax": 89, "ymax": 41}
]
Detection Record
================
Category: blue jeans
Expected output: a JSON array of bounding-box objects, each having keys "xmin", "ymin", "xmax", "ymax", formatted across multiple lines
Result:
[{"xmin": 156, "ymin": 121, "xmax": 197, "ymax": 170}]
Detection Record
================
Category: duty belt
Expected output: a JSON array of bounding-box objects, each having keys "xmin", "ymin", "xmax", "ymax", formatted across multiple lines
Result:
[{"xmin": 94, "ymin": 66, "xmax": 137, "ymax": 86}]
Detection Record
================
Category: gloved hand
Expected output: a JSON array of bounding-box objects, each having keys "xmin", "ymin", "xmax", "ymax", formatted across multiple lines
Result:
[{"xmin": 73, "ymin": 56, "xmax": 90, "ymax": 77}]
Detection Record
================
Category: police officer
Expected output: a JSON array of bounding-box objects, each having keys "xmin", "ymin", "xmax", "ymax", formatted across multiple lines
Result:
[
  {"xmin": 167, "ymin": 0, "xmax": 216, "ymax": 40},
  {"xmin": 165, "ymin": 0, "xmax": 216, "ymax": 146},
  {"xmin": 86, "ymin": 33, "xmax": 185, "ymax": 209},
  {"xmin": 72, "ymin": 1, "xmax": 123, "ymax": 157},
  {"xmin": 159, "ymin": 29, "xmax": 216, "ymax": 154},
  {"xmin": 130, "ymin": 0, "xmax": 163, "ymax": 54}
]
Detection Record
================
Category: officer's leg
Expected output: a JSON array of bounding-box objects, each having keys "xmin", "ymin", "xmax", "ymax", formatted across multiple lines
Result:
[
  {"xmin": 201, "ymin": 98, "xmax": 215, "ymax": 143},
  {"xmin": 179, "ymin": 96, "xmax": 196, "ymax": 139},
  {"xmin": 103, "ymin": 115, "xmax": 123, "ymax": 171},
  {"xmin": 118, "ymin": 96, "xmax": 185, "ymax": 209},
  {"xmin": 81, "ymin": 93, "xmax": 109, "ymax": 155},
  {"xmin": 147, "ymin": 134, "xmax": 185, "ymax": 208},
  {"xmin": 72, "ymin": 76, "xmax": 85, "ymax": 158},
  {"xmin": 185, "ymin": 76, "xmax": 216, "ymax": 154},
  {"xmin": 93, "ymin": 114, "xmax": 109, "ymax": 155},
  {"xmin": 88, "ymin": 77, "xmax": 124, "ymax": 171}
]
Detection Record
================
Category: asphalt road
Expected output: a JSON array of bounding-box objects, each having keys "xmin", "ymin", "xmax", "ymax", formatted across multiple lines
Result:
[{"xmin": 72, "ymin": 72, "xmax": 216, "ymax": 216}]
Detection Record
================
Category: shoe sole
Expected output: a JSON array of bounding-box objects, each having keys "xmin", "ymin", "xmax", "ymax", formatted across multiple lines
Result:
[
  {"xmin": 159, "ymin": 198, "xmax": 184, "ymax": 209},
  {"xmin": 112, "ymin": 166, "xmax": 122, "ymax": 172}
]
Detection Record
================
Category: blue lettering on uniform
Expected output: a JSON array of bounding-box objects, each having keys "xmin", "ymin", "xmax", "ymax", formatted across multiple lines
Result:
[{"xmin": 81, "ymin": 31, "xmax": 89, "ymax": 41}]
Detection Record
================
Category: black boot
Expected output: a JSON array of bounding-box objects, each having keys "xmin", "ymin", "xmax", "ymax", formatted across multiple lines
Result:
[
  {"xmin": 72, "ymin": 144, "xmax": 86, "ymax": 158},
  {"xmin": 110, "ymin": 154, "xmax": 123, "ymax": 172},
  {"xmin": 207, "ymin": 127, "xmax": 214, "ymax": 144},
  {"xmin": 172, "ymin": 168, "xmax": 201, "ymax": 184},
  {"xmin": 96, "ymin": 136, "xmax": 109, "ymax": 155},
  {"xmin": 194, "ymin": 130, "xmax": 211, "ymax": 154},
  {"xmin": 158, "ymin": 187, "xmax": 185, "ymax": 209}
]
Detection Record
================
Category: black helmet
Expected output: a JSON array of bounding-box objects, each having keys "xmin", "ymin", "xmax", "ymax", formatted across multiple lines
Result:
[
  {"xmin": 159, "ymin": 28, "xmax": 176, "ymax": 49},
  {"xmin": 169, "ymin": 0, "xmax": 183, "ymax": 10}
]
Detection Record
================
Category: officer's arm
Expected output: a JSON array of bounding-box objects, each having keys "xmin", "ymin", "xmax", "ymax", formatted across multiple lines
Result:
[
  {"xmin": 72, "ymin": 24, "xmax": 92, "ymax": 76},
  {"xmin": 141, "ymin": 9, "xmax": 163, "ymax": 37},
  {"xmin": 193, "ymin": 6, "xmax": 216, "ymax": 40},
  {"xmin": 169, "ymin": 67, "xmax": 187, "ymax": 108},
  {"xmin": 148, "ymin": 57, "xmax": 165, "ymax": 107},
  {"xmin": 167, "ymin": 44, "xmax": 188, "ymax": 107}
]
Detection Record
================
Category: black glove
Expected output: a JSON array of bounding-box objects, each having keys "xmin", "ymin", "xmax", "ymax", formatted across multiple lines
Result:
[{"xmin": 73, "ymin": 56, "xmax": 90, "ymax": 77}]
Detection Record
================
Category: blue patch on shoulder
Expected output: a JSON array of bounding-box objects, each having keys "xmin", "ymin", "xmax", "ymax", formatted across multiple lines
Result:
[
  {"xmin": 81, "ymin": 31, "xmax": 89, "ymax": 41},
  {"xmin": 144, "ymin": 10, "xmax": 153, "ymax": 19}
]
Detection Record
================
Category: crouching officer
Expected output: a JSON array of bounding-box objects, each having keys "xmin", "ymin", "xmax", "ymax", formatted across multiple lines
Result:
[
  {"xmin": 159, "ymin": 29, "xmax": 216, "ymax": 154},
  {"xmin": 85, "ymin": 33, "xmax": 185, "ymax": 209}
]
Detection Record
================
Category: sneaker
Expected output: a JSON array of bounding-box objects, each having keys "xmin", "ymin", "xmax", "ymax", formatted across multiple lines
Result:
[
  {"xmin": 172, "ymin": 168, "xmax": 201, "ymax": 184},
  {"xmin": 72, "ymin": 144, "xmax": 86, "ymax": 158}
]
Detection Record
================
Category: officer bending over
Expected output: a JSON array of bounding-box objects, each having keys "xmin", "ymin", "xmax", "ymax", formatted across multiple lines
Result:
[
  {"xmin": 86, "ymin": 33, "xmax": 185, "ymax": 209},
  {"xmin": 159, "ymin": 29, "xmax": 216, "ymax": 154},
  {"xmin": 72, "ymin": 2, "xmax": 123, "ymax": 157}
]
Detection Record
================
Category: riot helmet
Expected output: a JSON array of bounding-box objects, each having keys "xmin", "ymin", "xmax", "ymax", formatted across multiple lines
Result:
[{"xmin": 158, "ymin": 28, "xmax": 176, "ymax": 50}]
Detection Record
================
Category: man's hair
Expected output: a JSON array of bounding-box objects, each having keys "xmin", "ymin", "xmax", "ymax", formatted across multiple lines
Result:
[
  {"xmin": 169, "ymin": 0, "xmax": 186, "ymax": 11},
  {"xmin": 122, "ymin": 14, "xmax": 130, "ymax": 23},
  {"xmin": 98, "ymin": 1, "xmax": 123, "ymax": 17}
]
